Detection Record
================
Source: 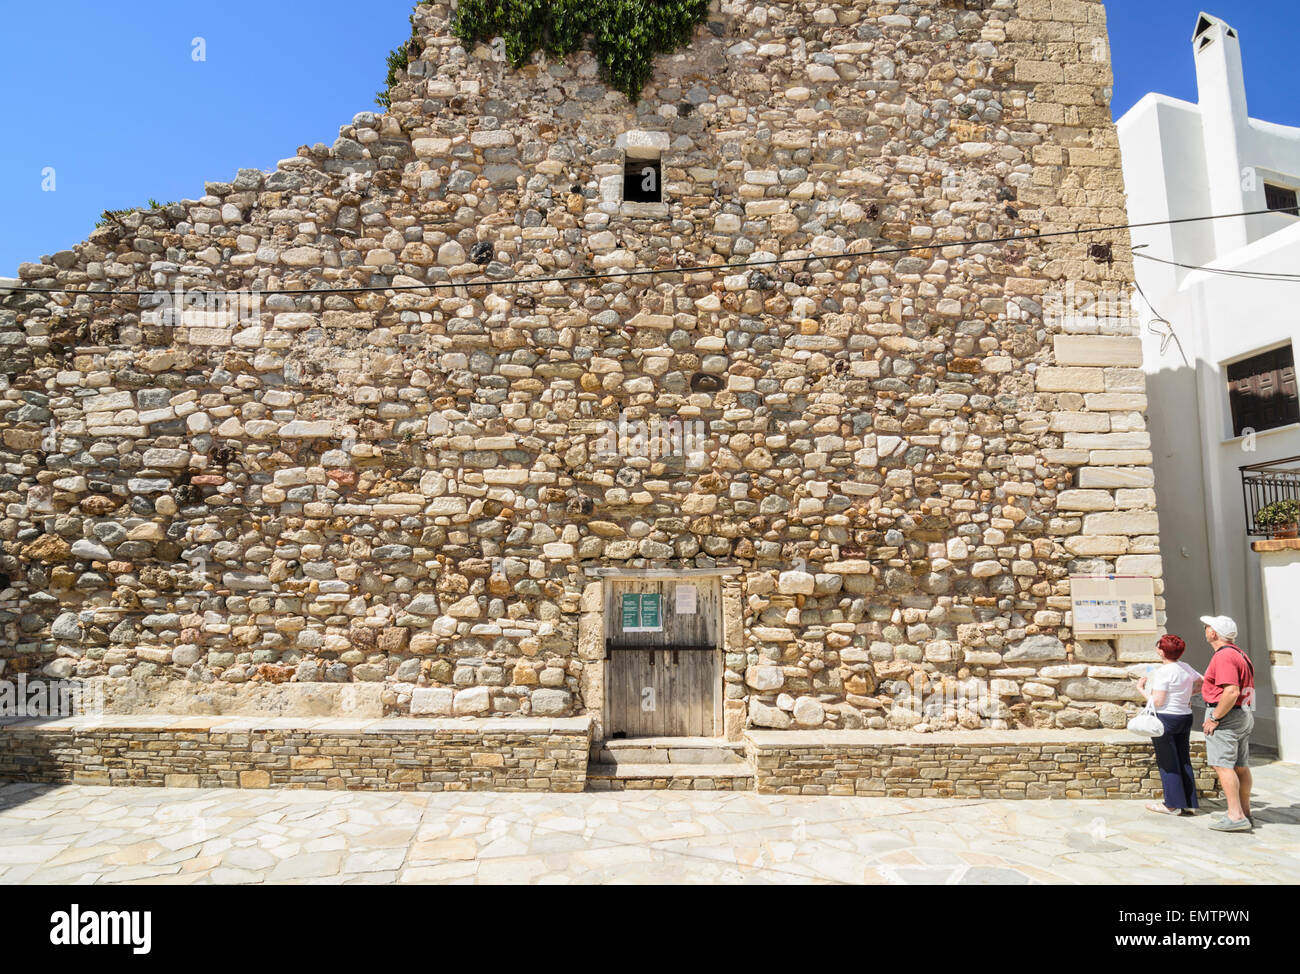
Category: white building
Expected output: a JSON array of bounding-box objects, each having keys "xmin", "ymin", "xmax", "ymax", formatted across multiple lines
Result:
[{"xmin": 1118, "ymin": 12, "xmax": 1300, "ymax": 751}]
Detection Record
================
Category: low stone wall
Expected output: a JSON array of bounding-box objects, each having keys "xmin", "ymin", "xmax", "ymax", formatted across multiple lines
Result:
[
  {"xmin": 0, "ymin": 716, "xmax": 592, "ymax": 793},
  {"xmin": 746, "ymin": 730, "xmax": 1220, "ymax": 800},
  {"xmin": 0, "ymin": 721, "xmax": 1225, "ymax": 799}
]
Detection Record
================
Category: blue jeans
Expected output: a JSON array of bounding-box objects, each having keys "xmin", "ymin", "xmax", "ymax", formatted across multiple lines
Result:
[{"xmin": 1151, "ymin": 712, "xmax": 1199, "ymax": 810}]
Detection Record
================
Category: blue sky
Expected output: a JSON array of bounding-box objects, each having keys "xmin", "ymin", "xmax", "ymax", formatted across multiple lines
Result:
[{"xmin": 0, "ymin": 0, "xmax": 1294, "ymax": 274}]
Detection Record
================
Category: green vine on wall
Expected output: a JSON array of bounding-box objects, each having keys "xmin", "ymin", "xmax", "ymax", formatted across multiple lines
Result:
[{"xmin": 451, "ymin": 0, "xmax": 711, "ymax": 102}]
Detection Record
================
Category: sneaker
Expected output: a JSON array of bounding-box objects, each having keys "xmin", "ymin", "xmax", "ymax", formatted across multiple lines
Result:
[
  {"xmin": 1211, "ymin": 811, "xmax": 1254, "ymax": 824},
  {"xmin": 1209, "ymin": 817, "xmax": 1253, "ymax": 832}
]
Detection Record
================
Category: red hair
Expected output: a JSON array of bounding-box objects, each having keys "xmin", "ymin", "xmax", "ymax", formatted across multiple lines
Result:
[{"xmin": 1158, "ymin": 635, "xmax": 1187, "ymax": 661}]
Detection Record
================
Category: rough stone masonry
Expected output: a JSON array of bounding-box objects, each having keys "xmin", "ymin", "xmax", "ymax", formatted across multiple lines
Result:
[{"xmin": 0, "ymin": 0, "xmax": 1161, "ymax": 738}]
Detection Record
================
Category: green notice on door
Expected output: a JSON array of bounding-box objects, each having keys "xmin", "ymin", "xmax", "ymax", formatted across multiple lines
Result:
[
  {"xmin": 621, "ymin": 592, "xmax": 663, "ymax": 632},
  {"xmin": 621, "ymin": 593, "xmax": 641, "ymax": 630},
  {"xmin": 640, "ymin": 593, "xmax": 661, "ymax": 630}
]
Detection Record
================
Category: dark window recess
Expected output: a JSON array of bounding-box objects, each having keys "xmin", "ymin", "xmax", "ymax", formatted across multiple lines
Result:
[
  {"xmin": 690, "ymin": 372, "xmax": 724, "ymax": 393},
  {"xmin": 1228, "ymin": 344, "xmax": 1300, "ymax": 437},
  {"xmin": 1265, "ymin": 183, "xmax": 1300, "ymax": 216},
  {"xmin": 624, "ymin": 157, "xmax": 662, "ymax": 204}
]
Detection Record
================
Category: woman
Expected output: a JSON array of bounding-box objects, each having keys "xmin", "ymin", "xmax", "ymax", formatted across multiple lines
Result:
[{"xmin": 1135, "ymin": 635, "xmax": 1204, "ymax": 816}]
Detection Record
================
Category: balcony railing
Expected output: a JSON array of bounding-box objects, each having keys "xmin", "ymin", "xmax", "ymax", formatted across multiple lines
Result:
[{"xmin": 1240, "ymin": 455, "xmax": 1300, "ymax": 537}]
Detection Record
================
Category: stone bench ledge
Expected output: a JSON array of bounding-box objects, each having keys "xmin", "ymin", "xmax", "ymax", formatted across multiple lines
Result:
[
  {"xmin": 0, "ymin": 715, "xmax": 593, "ymax": 736},
  {"xmin": 744, "ymin": 729, "xmax": 1207, "ymax": 747}
]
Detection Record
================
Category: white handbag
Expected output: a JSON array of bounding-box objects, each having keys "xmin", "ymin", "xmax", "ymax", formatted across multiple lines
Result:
[{"xmin": 1128, "ymin": 701, "xmax": 1165, "ymax": 738}]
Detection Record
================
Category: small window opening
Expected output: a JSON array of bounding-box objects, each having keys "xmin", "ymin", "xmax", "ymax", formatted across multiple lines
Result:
[
  {"xmin": 624, "ymin": 156, "xmax": 662, "ymax": 204},
  {"xmin": 1265, "ymin": 183, "xmax": 1300, "ymax": 217}
]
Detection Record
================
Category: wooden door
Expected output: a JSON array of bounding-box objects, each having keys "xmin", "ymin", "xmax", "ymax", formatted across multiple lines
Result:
[{"xmin": 605, "ymin": 578, "xmax": 720, "ymax": 738}]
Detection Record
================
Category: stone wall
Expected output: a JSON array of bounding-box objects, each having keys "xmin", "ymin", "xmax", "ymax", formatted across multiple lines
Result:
[
  {"xmin": 0, "ymin": 0, "xmax": 1163, "ymax": 734},
  {"xmin": 0, "ymin": 718, "xmax": 1213, "ymax": 801},
  {"xmin": 0, "ymin": 716, "xmax": 592, "ymax": 792},
  {"xmin": 747, "ymin": 729, "xmax": 1218, "ymax": 799}
]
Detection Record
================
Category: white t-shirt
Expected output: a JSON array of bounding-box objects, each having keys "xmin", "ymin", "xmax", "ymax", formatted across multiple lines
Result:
[{"xmin": 1148, "ymin": 661, "xmax": 1202, "ymax": 716}]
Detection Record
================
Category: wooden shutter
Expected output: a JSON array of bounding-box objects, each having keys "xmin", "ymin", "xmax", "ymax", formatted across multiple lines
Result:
[
  {"xmin": 1265, "ymin": 183, "xmax": 1300, "ymax": 216},
  {"xmin": 1282, "ymin": 354, "xmax": 1300, "ymax": 428},
  {"xmin": 1228, "ymin": 345, "xmax": 1300, "ymax": 436}
]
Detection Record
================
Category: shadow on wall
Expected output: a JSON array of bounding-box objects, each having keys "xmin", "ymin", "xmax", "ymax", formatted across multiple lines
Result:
[
  {"xmin": 1143, "ymin": 363, "xmax": 1279, "ymax": 747},
  {"xmin": 1143, "ymin": 364, "xmax": 1216, "ymax": 668}
]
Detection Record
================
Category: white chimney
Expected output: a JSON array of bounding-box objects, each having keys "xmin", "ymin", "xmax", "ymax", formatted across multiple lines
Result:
[{"xmin": 1193, "ymin": 13, "xmax": 1250, "ymax": 254}]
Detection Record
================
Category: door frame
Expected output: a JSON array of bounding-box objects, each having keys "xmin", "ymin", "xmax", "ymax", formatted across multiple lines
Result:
[{"xmin": 584, "ymin": 567, "xmax": 740, "ymax": 741}]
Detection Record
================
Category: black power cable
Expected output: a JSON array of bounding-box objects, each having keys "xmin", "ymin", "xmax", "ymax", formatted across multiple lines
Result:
[
  {"xmin": 1134, "ymin": 250, "xmax": 1300, "ymax": 282},
  {"xmin": 0, "ymin": 208, "xmax": 1289, "ymax": 299}
]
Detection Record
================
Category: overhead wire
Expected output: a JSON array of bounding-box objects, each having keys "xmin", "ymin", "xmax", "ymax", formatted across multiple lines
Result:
[
  {"xmin": 1133, "ymin": 249, "xmax": 1300, "ymax": 282},
  {"xmin": 1130, "ymin": 272, "xmax": 1190, "ymax": 367},
  {"xmin": 0, "ymin": 207, "xmax": 1293, "ymax": 298}
]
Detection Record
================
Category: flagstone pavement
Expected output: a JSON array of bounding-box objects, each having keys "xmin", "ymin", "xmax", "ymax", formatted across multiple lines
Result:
[{"xmin": 2, "ymin": 759, "xmax": 1298, "ymax": 885}]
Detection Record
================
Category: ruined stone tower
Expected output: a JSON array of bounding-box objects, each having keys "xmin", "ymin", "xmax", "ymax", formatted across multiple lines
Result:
[{"xmin": 0, "ymin": 0, "xmax": 1160, "ymax": 743}]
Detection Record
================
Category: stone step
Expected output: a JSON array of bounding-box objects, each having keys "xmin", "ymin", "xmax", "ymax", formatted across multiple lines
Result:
[
  {"xmin": 596, "ymin": 736, "xmax": 746, "ymax": 766},
  {"xmin": 585, "ymin": 763, "xmax": 755, "ymax": 792}
]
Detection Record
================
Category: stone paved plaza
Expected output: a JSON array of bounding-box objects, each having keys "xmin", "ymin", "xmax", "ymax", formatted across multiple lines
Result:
[{"xmin": 1, "ymin": 758, "xmax": 1297, "ymax": 885}]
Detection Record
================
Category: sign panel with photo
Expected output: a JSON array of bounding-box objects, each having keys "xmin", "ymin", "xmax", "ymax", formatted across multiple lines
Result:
[{"xmin": 1069, "ymin": 575, "xmax": 1159, "ymax": 636}]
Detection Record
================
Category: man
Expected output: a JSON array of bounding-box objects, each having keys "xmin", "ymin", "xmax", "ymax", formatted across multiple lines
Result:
[{"xmin": 1199, "ymin": 615, "xmax": 1257, "ymax": 832}]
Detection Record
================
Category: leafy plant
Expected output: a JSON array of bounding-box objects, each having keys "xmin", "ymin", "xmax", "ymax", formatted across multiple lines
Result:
[
  {"xmin": 94, "ymin": 199, "xmax": 175, "ymax": 228},
  {"xmin": 1256, "ymin": 498, "xmax": 1300, "ymax": 527},
  {"xmin": 451, "ymin": 0, "xmax": 711, "ymax": 102},
  {"xmin": 94, "ymin": 208, "xmax": 133, "ymax": 228},
  {"xmin": 375, "ymin": 45, "xmax": 411, "ymax": 109},
  {"xmin": 376, "ymin": 6, "xmax": 432, "ymax": 108}
]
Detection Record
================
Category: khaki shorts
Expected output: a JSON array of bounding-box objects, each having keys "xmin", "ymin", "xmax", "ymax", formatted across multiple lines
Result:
[{"xmin": 1205, "ymin": 706, "xmax": 1254, "ymax": 769}]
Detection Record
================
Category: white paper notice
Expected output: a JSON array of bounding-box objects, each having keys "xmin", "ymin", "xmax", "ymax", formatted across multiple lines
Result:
[
  {"xmin": 675, "ymin": 584, "xmax": 698, "ymax": 615},
  {"xmin": 1074, "ymin": 600, "xmax": 1123, "ymax": 631}
]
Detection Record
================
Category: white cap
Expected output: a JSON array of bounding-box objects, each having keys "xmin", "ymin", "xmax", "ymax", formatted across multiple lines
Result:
[{"xmin": 1200, "ymin": 615, "xmax": 1239, "ymax": 641}]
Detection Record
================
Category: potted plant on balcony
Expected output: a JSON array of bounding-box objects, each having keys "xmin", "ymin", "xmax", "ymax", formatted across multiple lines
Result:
[{"xmin": 1257, "ymin": 498, "xmax": 1300, "ymax": 540}]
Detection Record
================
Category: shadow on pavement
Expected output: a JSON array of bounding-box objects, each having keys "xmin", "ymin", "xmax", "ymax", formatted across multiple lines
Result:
[{"xmin": 0, "ymin": 781, "xmax": 61, "ymax": 814}]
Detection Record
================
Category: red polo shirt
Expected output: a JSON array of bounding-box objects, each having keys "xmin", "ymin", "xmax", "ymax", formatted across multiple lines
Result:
[{"xmin": 1202, "ymin": 644, "xmax": 1256, "ymax": 708}]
